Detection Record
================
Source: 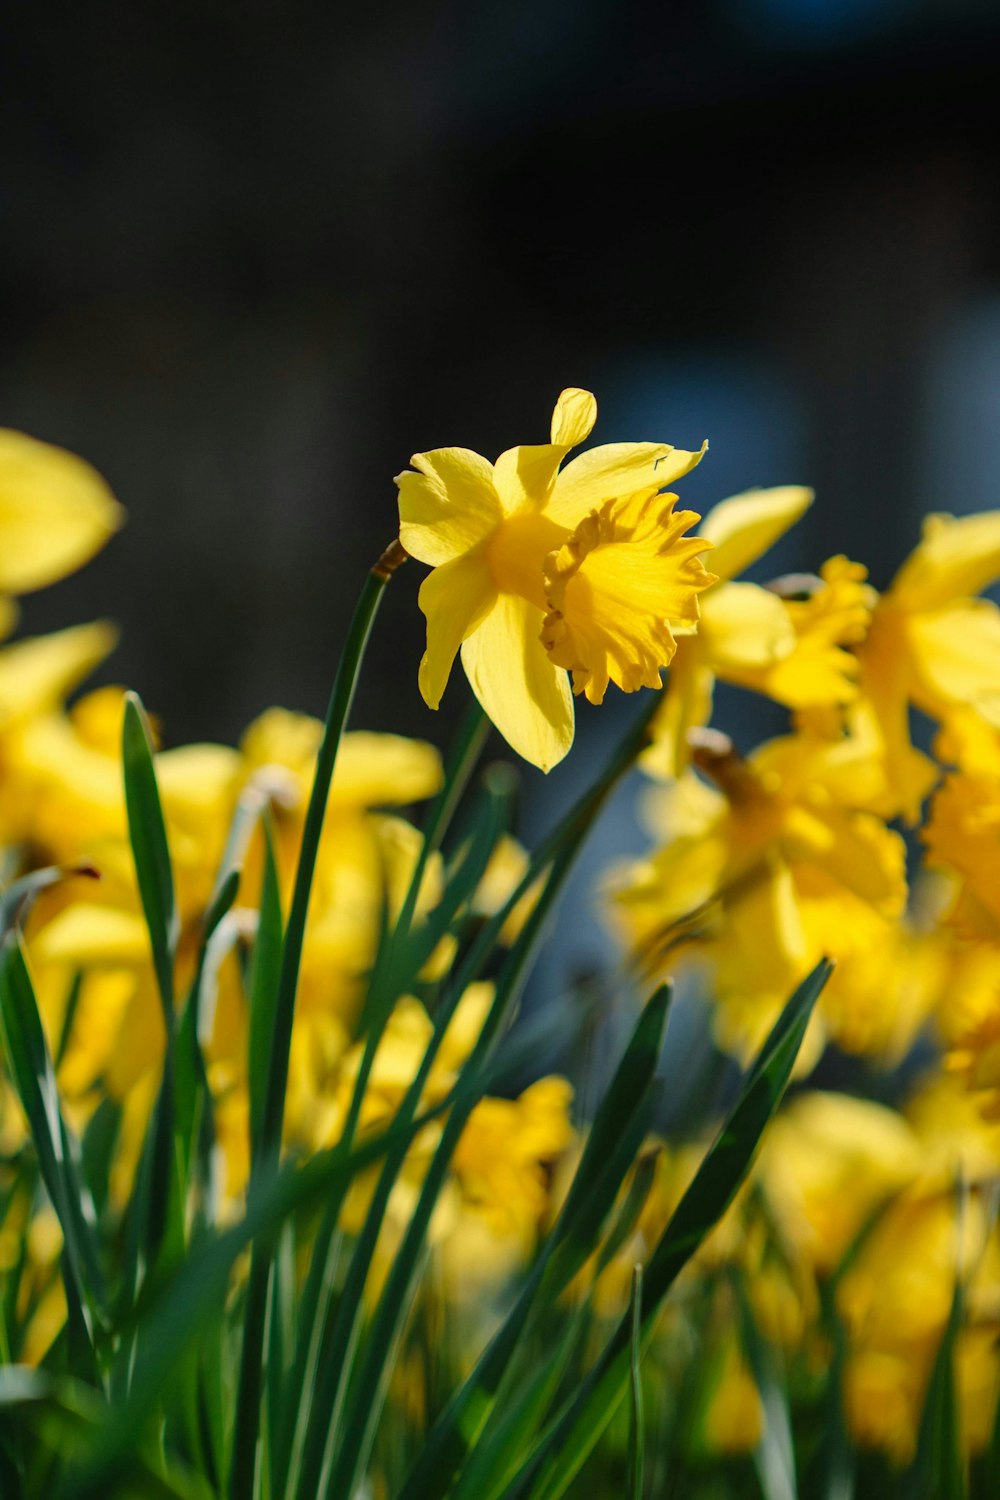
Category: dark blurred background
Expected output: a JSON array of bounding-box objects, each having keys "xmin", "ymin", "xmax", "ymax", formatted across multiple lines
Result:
[{"xmin": 3, "ymin": 0, "xmax": 1000, "ymax": 781}]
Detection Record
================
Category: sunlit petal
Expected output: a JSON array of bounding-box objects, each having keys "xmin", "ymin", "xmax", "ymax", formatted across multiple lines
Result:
[
  {"xmin": 461, "ymin": 593, "xmax": 574, "ymax": 771},
  {"xmin": 546, "ymin": 440, "xmax": 706, "ymax": 529},
  {"xmin": 396, "ymin": 447, "xmax": 502, "ymax": 566},
  {"xmin": 418, "ymin": 548, "xmax": 497, "ymax": 709},
  {"xmin": 699, "ymin": 485, "xmax": 813, "ymax": 583},
  {"xmin": 549, "ymin": 387, "xmax": 597, "ymax": 448},
  {"xmin": 889, "ymin": 510, "xmax": 1000, "ymax": 612}
]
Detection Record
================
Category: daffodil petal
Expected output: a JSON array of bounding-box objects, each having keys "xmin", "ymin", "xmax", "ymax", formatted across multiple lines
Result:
[
  {"xmin": 889, "ymin": 510, "xmax": 1000, "ymax": 611},
  {"xmin": 396, "ymin": 447, "xmax": 502, "ymax": 566},
  {"xmin": 460, "ymin": 593, "xmax": 574, "ymax": 771},
  {"xmin": 0, "ymin": 620, "xmax": 119, "ymax": 727},
  {"xmin": 550, "ymin": 388, "xmax": 597, "ymax": 448},
  {"xmin": 787, "ymin": 804, "xmax": 907, "ymax": 914},
  {"xmin": 699, "ymin": 486, "xmax": 814, "ymax": 583},
  {"xmin": 546, "ymin": 441, "xmax": 706, "ymax": 529},
  {"xmin": 700, "ymin": 582, "xmax": 797, "ymax": 670},
  {"xmin": 542, "ymin": 495, "xmax": 715, "ymax": 704},
  {"xmin": 492, "ymin": 445, "xmax": 564, "ymax": 514},
  {"xmin": 641, "ymin": 645, "xmax": 716, "ymax": 781},
  {"xmin": 330, "ymin": 733, "xmax": 442, "ymax": 806},
  {"xmin": 0, "ymin": 430, "xmax": 124, "ymax": 594},
  {"xmin": 33, "ymin": 904, "xmax": 150, "ymax": 967},
  {"xmin": 156, "ymin": 744, "xmax": 242, "ymax": 827},
  {"xmin": 907, "ymin": 601, "xmax": 1000, "ymax": 725},
  {"xmin": 418, "ymin": 549, "xmax": 497, "ymax": 709}
]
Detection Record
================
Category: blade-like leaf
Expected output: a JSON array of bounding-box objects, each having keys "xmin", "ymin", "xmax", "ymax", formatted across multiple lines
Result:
[
  {"xmin": 322, "ymin": 698, "xmax": 666, "ymax": 1500},
  {"xmin": 0, "ymin": 1368, "xmax": 215, "ymax": 1499},
  {"xmin": 277, "ymin": 707, "xmax": 490, "ymax": 1499},
  {"xmin": 910, "ymin": 1272, "xmax": 966, "ymax": 1500},
  {"xmin": 287, "ymin": 768, "xmax": 513, "ymax": 1499},
  {"xmin": 737, "ymin": 1275, "xmax": 797, "ymax": 1500},
  {"xmin": 497, "ymin": 958, "xmax": 832, "ymax": 1500},
  {"xmin": 62, "ymin": 1085, "xmax": 453, "ymax": 1498},
  {"xmin": 627, "ymin": 1265, "xmax": 645, "ymax": 1500},
  {"xmin": 0, "ymin": 864, "xmax": 99, "ymax": 946},
  {"xmin": 0, "ymin": 940, "xmax": 106, "ymax": 1344},
  {"xmin": 230, "ymin": 555, "xmax": 396, "ymax": 1500},
  {"xmin": 122, "ymin": 692, "xmax": 177, "ymax": 1020},
  {"xmin": 397, "ymin": 987, "xmax": 671, "ymax": 1500},
  {"xmin": 248, "ymin": 820, "xmax": 283, "ymax": 1166}
]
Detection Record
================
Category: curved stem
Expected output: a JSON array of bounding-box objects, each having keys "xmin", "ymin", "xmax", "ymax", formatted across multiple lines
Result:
[{"xmin": 229, "ymin": 538, "xmax": 405, "ymax": 1500}]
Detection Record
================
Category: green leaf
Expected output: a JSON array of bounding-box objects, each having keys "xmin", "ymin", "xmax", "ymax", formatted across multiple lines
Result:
[
  {"xmin": 0, "ymin": 1368, "xmax": 216, "ymax": 1499},
  {"xmin": 449, "ymin": 1323, "xmax": 584, "ymax": 1500},
  {"xmin": 287, "ymin": 768, "xmax": 514, "ymax": 1500},
  {"xmin": 737, "ymin": 1275, "xmax": 797, "ymax": 1500},
  {"xmin": 0, "ymin": 864, "xmax": 99, "ymax": 947},
  {"xmin": 910, "ymin": 1266, "xmax": 966, "ymax": 1500},
  {"xmin": 248, "ymin": 820, "xmax": 284, "ymax": 1167},
  {"xmin": 0, "ymin": 939, "xmax": 106, "ymax": 1350},
  {"xmin": 397, "ymin": 987, "xmax": 670, "ymax": 1500},
  {"xmin": 497, "ymin": 957, "xmax": 832, "ymax": 1500},
  {"xmin": 380, "ymin": 759, "xmax": 518, "ymax": 998},
  {"xmin": 363, "ymin": 700, "xmax": 490, "ymax": 1023},
  {"xmin": 627, "ymin": 1265, "xmax": 645, "ymax": 1500},
  {"xmin": 322, "ymin": 698, "xmax": 666, "ymax": 1500},
  {"xmin": 122, "ymin": 692, "xmax": 177, "ymax": 1020},
  {"xmin": 63, "ymin": 1084, "xmax": 452, "ymax": 1499},
  {"xmin": 277, "ymin": 709, "xmax": 490, "ymax": 1500},
  {"xmin": 230, "ymin": 558, "xmax": 395, "ymax": 1500}
]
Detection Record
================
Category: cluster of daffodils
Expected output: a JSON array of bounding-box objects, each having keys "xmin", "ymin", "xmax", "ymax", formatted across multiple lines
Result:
[
  {"xmin": 4, "ymin": 388, "xmax": 1000, "ymax": 1486},
  {"xmin": 397, "ymin": 390, "xmax": 1000, "ymax": 1470}
]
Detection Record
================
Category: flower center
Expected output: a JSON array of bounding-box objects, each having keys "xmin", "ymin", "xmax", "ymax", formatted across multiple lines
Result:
[
  {"xmin": 540, "ymin": 493, "xmax": 714, "ymax": 704},
  {"xmin": 486, "ymin": 512, "xmax": 566, "ymax": 611}
]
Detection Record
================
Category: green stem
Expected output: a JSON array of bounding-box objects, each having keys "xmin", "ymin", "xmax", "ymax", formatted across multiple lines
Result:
[
  {"xmin": 228, "ymin": 538, "xmax": 405, "ymax": 1500},
  {"xmin": 321, "ymin": 698, "xmax": 661, "ymax": 1500},
  {"xmin": 277, "ymin": 700, "xmax": 489, "ymax": 1497}
]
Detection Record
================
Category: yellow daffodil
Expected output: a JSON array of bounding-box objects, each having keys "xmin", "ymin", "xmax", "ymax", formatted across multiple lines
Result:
[
  {"xmin": 0, "ymin": 621, "xmax": 119, "ymax": 729},
  {"xmin": 396, "ymin": 388, "xmax": 714, "ymax": 770},
  {"xmin": 437, "ymin": 1076, "xmax": 575, "ymax": 1299},
  {"xmin": 0, "ymin": 429, "xmax": 123, "ymax": 612},
  {"xmin": 699, "ymin": 1334, "xmax": 764, "ymax": 1455},
  {"xmin": 759, "ymin": 1092, "xmax": 923, "ymax": 1278},
  {"xmin": 826, "ymin": 509, "xmax": 1000, "ymax": 823},
  {"xmin": 924, "ymin": 766, "xmax": 1000, "ymax": 941},
  {"xmin": 838, "ymin": 1186, "xmax": 999, "ymax": 1465},
  {"xmin": 612, "ymin": 728, "xmax": 908, "ymax": 1060},
  {"xmin": 643, "ymin": 484, "xmax": 865, "ymax": 778}
]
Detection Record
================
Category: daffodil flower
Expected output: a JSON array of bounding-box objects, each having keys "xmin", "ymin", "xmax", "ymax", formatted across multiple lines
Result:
[
  {"xmin": 613, "ymin": 728, "xmax": 908, "ymax": 1062},
  {"xmin": 396, "ymin": 388, "xmax": 714, "ymax": 770},
  {"xmin": 855, "ymin": 509, "xmax": 1000, "ymax": 819},
  {"xmin": 0, "ymin": 429, "xmax": 123, "ymax": 635},
  {"xmin": 642, "ymin": 486, "xmax": 877, "ymax": 779}
]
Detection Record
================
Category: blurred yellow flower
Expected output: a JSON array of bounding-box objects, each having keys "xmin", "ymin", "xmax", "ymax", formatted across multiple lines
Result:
[
  {"xmin": 396, "ymin": 388, "xmax": 714, "ymax": 770},
  {"xmin": 924, "ymin": 766, "xmax": 1000, "ymax": 941},
  {"xmin": 0, "ymin": 429, "xmax": 123, "ymax": 608},
  {"xmin": 700, "ymin": 1334, "xmax": 764, "ymax": 1454},
  {"xmin": 643, "ymin": 485, "xmax": 869, "ymax": 778},
  {"xmin": 835, "ymin": 509, "xmax": 1000, "ymax": 822},
  {"xmin": 613, "ymin": 729, "xmax": 907, "ymax": 1059},
  {"xmin": 759, "ymin": 1091, "xmax": 922, "ymax": 1277}
]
